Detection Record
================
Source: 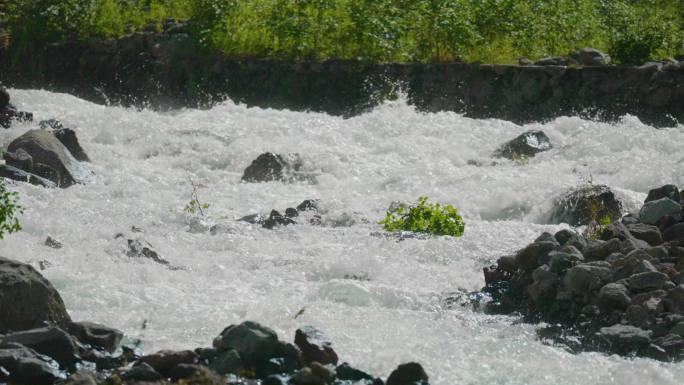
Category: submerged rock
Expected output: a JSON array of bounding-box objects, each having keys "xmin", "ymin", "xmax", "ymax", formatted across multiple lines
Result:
[
  {"xmin": 242, "ymin": 152, "xmax": 305, "ymax": 183},
  {"xmin": 548, "ymin": 184, "xmax": 622, "ymax": 226},
  {"xmin": 212, "ymin": 321, "xmax": 279, "ymax": 366},
  {"xmin": 493, "ymin": 130, "xmax": 552, "ymax": 160},
  {"xmin": 66, "ymin": 321, "xmax": 123, "ymax": 353},
  {"xmin": 295, "ymin": 326, "xmax": 338, "ymax": 366},
  {"xmin": 0, "ymin": 257, "xmax": 71, "ymax": 334},
  {"xmin": 0, "ymin": 165, "xmax": 56, "ymax": 188},
  {"xmin": 386, "ymin": 362, "xmax": 429, "ymax": 385}
]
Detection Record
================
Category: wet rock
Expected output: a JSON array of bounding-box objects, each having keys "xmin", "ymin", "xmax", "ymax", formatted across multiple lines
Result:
[
  {"xmin": 597, "ymin": 325, "xmax": 652, "ymax": 353},
  {"xmin": 639, "ymin": 197, "xmax": 681, "ymax": 225},
  {"xmin": 123, "ymin": 237, "xmax": 169, "ymax": 265},
  {"xmin": 310, "ymin": 362, "xmax": 335, "ymax": 383},
  {"xmin": 262, "ymin": 210, "xmax": 296, "ymax": 229},
  {"xmin": 514, "ymin": 241, "xmax": 558, "ymax": 270},
  {"xmin": 0, "ymin": 107, "xmax": 33, "ymax": 129},
  {"xmin": 548, "ymin": 184, "xmax": 622, "ymax": 226},
  {"xmin": 0, "ymin": 256, "xmax": 71, "ymax": 333},
  {"xmin": 139, "ymin": 349, "xmax": 198, "ymax": 377},
  {"xmin": 571, "ymin": 48, "xmax": 611, "ymax": 66},
  {"xmin": 554, "ymin": 229, "xmax": 587, "ymax": 251},
  {"xmin": 534, "ymin": 57, "xmax": 566, "ymax": 66},
  {"xmin": 598, "ymin": 283, "xmax": 631, "ymax": 310},
  {"xmin": 63, "ymin": 370, "xmax": 97, "ymax": 385},
  {"xmin": 212, "ymin": 321, "xmax": 279, "ymax": 366},
  {"xmin": 208, "ymin": 349, "xmax": 243, "ymax": 375},
  {"xmin": 242, "ymin": 153, "xmax": 304, "ymax": 183},
  {"xmin": 169, "ymin": 363, "xmax": 217, "ymax": 382},
  {"xmin": 583, "ymin": 238, "xmax": 622, "ymax": 261},
  {"xmin": 386, "ymin": 362, "xmax": 429, "ymax": 385},
  {"xmin": 292, "ymin": 366, "xmax": 326, "ymax": 385},
  {"xmin": 0, "ymin": 164, "xmax": 56, "ymax": 188},
  {"xmin": 122, "ymin": 362, "xmax": 162, "ymax": 382},
  {"xmin": 39, "ymin": 120, "xmax": 90, "ymax": 162},
  {"xmin": 0, "ymin": 326, "xmax": 80, "ymax": 369},
  {"xmin": 6, "ymin": 129, "xmax": 93, "ymax": 187},
  {"xmin": 295, "ymin": 326, "xmax": 338, "ymax": 366},
  {"xmin": 664, "ymin": 285, "xmax": 684, "ymax": 314},
  {"xmin": 336, "ymin": 362, "xmax": 376, "ymax": 383},
  {"xmin": 626, "ymin": 223, "xmax": 663, "ymax": 246},
  {"xmin": 66, "ymin": 321, "xmax": 123, "ymax": 353},
  {"xmin": 493, "ymin": 130, "xmax": 552, "ymax": 160},
  {"xmin": 628, "ymin": 271, "xmax": 669, "ymax": 292},
  {"xmin": 256, "ymin": 341, "xmax": 302, "ymax": 377},
  {"xmin": 663, "ymin": 223, "xmax": 684, "ymax": 242},
  {"xmin": 645, "ymin": 185, "xmax": 681, "ymax": 204},
  {"xmin": 44, "ymin": 236, "xmax": 63, "ymax": 249},
  {"xmin": 264, "ymin": 374, "xmax": 290, "ymax": 385},
  {"xmin": 563, "ymin": 263, "xmax": 610, "ymax": 296},
  {"xmin": 0, "ymin": 88, "xmax": 9, "ymax": 109},
  {"xmin": 0, "ymin": 342, "xmax": 65, "ymax": 385},
  {"xmin": 297, "ymin": 200, "xmax": 319, "ymax": 212},
  {"xmin": 548, "ymin": 249, "xmax": 584, "ymax": 274}
]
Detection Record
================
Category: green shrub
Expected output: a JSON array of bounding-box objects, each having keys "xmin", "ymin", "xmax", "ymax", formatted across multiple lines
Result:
[
  {"xmin": 0, "ymin": 181, "xmax": 23, "ymax": 239},
  {"xmin": 379, "ymin": 196, "xmax": 465, "ymax": 237}
]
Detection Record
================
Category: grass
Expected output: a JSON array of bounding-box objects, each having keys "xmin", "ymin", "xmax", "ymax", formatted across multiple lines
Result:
[
  {"xmin": 5, "ymin": 0, "xmax": 684, "ymax": 64},
  {"xmin": 379, "ymin": 197, "xmax": 465, "ymax": 237}
]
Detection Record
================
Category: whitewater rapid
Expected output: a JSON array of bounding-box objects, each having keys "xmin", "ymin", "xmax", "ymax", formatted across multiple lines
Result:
[{"xmin": 2, "ymin": 89, "xmax": 684, "ymax": 385}]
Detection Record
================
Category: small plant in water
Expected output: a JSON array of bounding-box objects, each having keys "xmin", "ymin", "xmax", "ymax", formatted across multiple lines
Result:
[
  {"xmin": 379, "ymin": 196, "xmax": 465, "ymax": 237},
  {"xmin": 585, "ymin": 197, "xmax": 611, "ymax": 240},
  {"xmin": 0, "ymin": 180, "xmax": 23, "ymax": 239},
  {"xmin": 184, "ymin": 177, "xmax": 210, "ymax": 216}
]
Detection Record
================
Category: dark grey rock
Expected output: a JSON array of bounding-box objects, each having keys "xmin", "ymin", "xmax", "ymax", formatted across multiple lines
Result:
[
  {"xmin": 628, "ymin": 272, "xmax": 669, "ymax": 292},
  {"xmin": 645, "ymin": 185, "xmax": 680, "ymax": 204},
  {"xmin": 139, "ymin": 349, "xmax": 198, "ymax": 377},
  {"xmin": 386, "ymin": 362, "xmax": 429, "ymax": 385},
  {"xmin": 663, "ymin": 223, "xmax": 684, "ymax": 242},
  {"xmin": 534, "ymin": 57, "xmax": 566, "ymax": 66},
  {"xmin": 0, "ymin": 165, "xmax": 56, "ymax": 188},
  {"xmin": 336, "ymin": 362, "xmax": 375, "ymax": 382},
  {"xmin": 125, "ymin": 238, "xmax": 169, "ymax": 265},
  {"xmin": 598, "ymin": 283, "xmax": 631, "ymax": 310},
  {"xmin": 548, "ymin": 184, "xmax": 622, "ymax": 227},
  {"xmin": 493, "ymin": 130, "xmax": 552, "ymax": 160},
  {"xmin": 63, "ymin": 370, "xmax": 97, "ymax": 385},
  {"xmin": 597, "ymin": 324, "xmax": 652, "ymax": 352},
  {"xmin": 39, "ymin": 120, "xmax": 90, "ymax": 162},
  {"xmin": 295, "ymin": 325, "xmax": 338, "ymax": 366},
  {"xmin": 563, "ymin": 263, "xmax": 610, "ymax": 295},
  {"xmin": 209, "ymin": 349, "xmax": 243, "ymax": 375},
  {"xmin": 310, "ymin": 361, "xmax": 335, "ymax": 383},
  {"xmin": 664, "ymin": 285, "xmax": 684, "ymax": 314},
  {"xmin": 627, "ymin": 223, "xmax": 663, "ymax": 246},
  {"xmin": 548, "ymin": 250, "xmax": 584, "ymax": 274},
  {"xmin": 212, "ymin": 321, "xmax": 279, "ymax": 365},
  {"xmin": 514, "ymin": 241, "xmax": 558, "ymax": 270},
  {"xmin": 0, "ymin": 342, "xmax": 65, "ymax": 385},
  {"xmin": 122, "ymin": 362, "xmax": 162, "ymax": 382},
  {"xmin": 262, "ymin": 210, "xmax": 296, "ymax": 229},
  {"xmin": 292, "ymin": 366, "xmax": 326, "ymax": 385},
  {"xmin": 256, "ymin": 341, "xmax": 302, "ymax": 378},
  {"xmin": 242, "ymin": 153, "xmax": 304, "ymax": 183},
  {"xmin": 66, "ymin": 321, "xmax": 123, "ymax": 353},
  {"xmin": 571, "ymin": 48, "xmax": 611, "ymax": 66},
  {"xmin": 296, "ymin": 200, "xmax": 319, "ymax": 212},
  {"xmin": 639, "ymin": 198, "xmax": 681, "ymax": 225},
  {"xmin": 6, "ymin": 129, "xmax": 93, "ymax": 187},
  {"xmin": 0, "ymin": 326, "xmax": 80, "ymax": 369},
  {"xmin": 584, "ymin": 238, "xmax": 622, "ymax": 261},
  {"xmin": 44, "ymin": 236, "xmax": 63, "ymax": 249},
  {"xmin": 169, "ymin": 364, "xmax": 218, "ymax": 382},
  {"xmin": 0, "ymin": 257, "xmax": 71, "ymax": 333}
]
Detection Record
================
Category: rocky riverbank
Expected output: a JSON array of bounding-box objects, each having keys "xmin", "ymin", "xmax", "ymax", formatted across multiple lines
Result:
[{"xmin": 1, "ymin": 21, "xmax": 683, "ymax": 127}]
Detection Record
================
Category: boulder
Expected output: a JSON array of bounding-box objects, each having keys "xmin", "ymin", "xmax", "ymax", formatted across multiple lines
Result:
[
  {"xmin": 169, "ymin": 364, "xmax": 220, "ymax": 383},
  {"xmin": 597, "ymin": 325, "xmax": 652, "ymax": 353},
  {"xmin": 294, "ymin": 326, "xmax": 338, "ymax": 366},
  {"xmin": 645, "ymin": 185, "xmax": 680, "ymax": 204},
  {"xmin": 336, "ymin": 362, "xmax": 376, "ymax": 383},
  {"xmin": 0, "ymin": 256, "xmax": 71, "ymax": 333},
  {"xmin": 5, "ymin": 129, "xmax": 92, "ymax": 187},
  {"xmin": 139, "ymin": 349, "xmax": 198, "ymax": 378},
  {"xmin": 242, "ymin": 153, "xmax": 304, "ymax": 183},
  {"xmin": 0, "ymin": 342, "xmax": 65, "ymax": 385},
  {"xmin": 663, "ymin": 223, "xmax": 684, "ymax": 242},
  {"xmin": 0, "ymin": 327, "xmax": 80, "ymax": 369},
  {"xmin": 63, "ymin": 370, "xmax": 97, "ymax": 385},
  {"xmin": 256, "ymin": 341, "xmax": 302, "ymax": 378},
  {"xmin": 514, "ymin": 241, "xmax": 558, "ymax": 270},
  {"xmin": 122, "ymin": 362, "xmax": 162, "ymax": 382},
  {"xmin": 208, "ymin": 349, "xmax": 243, "ymax": 375},
  {"xmin": 386, "ymin": 362, "xmax": 429, "ymax": 385},
  {"xmin": 66, "ymin": 321, "xmax": 123, "ymax": 353},
  {"xmin": 571, "ymin": 48, "xmax": 611, "ymax": 66},
  {"xmin": 563, "ymin": 263, "xmax": 611, "ymax": 296},
  {"xmin": 0, "ymin": 165, "xmax": 56, "ymax": 188},
  {"xmin": 664, "ymin": 285, "xmax": 684, "ymax": 314},
  {"xmin": 598, "ymin": 283, "xmax": 631, "ymax": 310},
  {"xmin": 262, "ymin": 210, "xmax": 296, "ymax": 229},
  {"xmin": 534, "ymin": 57, "xmax": 566, "ymax": 66},
  {"xmin": 639, "ymin": 198, "xmax": 681, "ymax": 225},
  {"xmin": 626, "ymin": 223, "xmax": 663, "ymax": 246},
  {"xmin": 212, "ymin": 321, "xmax": 279, "ymax": 366},
  {"xmin": 121, "ymin": 237, "xmax": 170, "ymax": 265},
  {"xmin": 0, "ymin": 88, "xmax": 9, "ymax": 109},
  {"xmin": 0, "ymin": 107, "xmax": 33, "ymax": 129},
  {"xmin": 548, "ymin": 184, "xmax": 622, "ymax": 226},
  {"xmin": 39, "ymin": 120, "xmax": 90, "ymax": 162},
  {"xmin": 493, "ymin": 130, "xmax": 552, "ymax": 160},
  {"xmin": 628, "ymin": 271, "xmax": 669, "ymax": 292}
]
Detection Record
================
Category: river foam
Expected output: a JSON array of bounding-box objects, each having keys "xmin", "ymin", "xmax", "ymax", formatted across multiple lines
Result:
[{"xmin": 1, "ymin": 89, "xmax": 684, "ymax": 384}]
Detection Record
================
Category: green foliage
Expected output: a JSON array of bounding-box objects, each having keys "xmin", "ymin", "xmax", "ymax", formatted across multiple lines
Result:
[
  {"xmin": 5, "ymin": 0, "xmax": 684, "ymax": 63},
  {"xmin": 379, "ymin": 196, "xmax": 465, "ymax": 237},
  {"xmin": 0, "ymin": 181, "xmax": 23, "ymax": 239},
  {"xmin": 586, "ymin": 214, "xmax": 612, "ymax": 240},
  {"xmin": 184, "ymin": 178, "xmax": 209, "ymax": 216}
]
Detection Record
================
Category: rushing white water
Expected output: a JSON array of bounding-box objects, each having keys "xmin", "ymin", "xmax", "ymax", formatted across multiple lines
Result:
[{"xmin": 2, "ymin": 89, "xmax": 684, "ymax": 385}]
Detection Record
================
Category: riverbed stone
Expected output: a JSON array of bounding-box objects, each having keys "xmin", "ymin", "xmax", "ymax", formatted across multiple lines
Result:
[
  {"xmin": 213, "ymin": 321, "xmax": 279, "ymax": 365},
  {"xmin": 663, "ymin": 223, "xmax": 684, "ymax": 242},
  {"xmin": 122, "ymin": 362, "xmax": 162, "ymax": 382},
  {"xmin": 493, "ymin": 130, "xmax": 552, "ymax": 160},
  {"xmin": 563, "ymin": 263, "xmax": 611, "ymax": 296},
  {"xmin": 295, "ymin": 326, "xmax": 338, "ymax": 366},
  {"xmin": 598, "ymin": 283, "xmax": 631, "ymax": 310},
  {"xmin": 66, "ymin": 321, "xmax": 123, "ymax": 353},
  {"xmin": 514, "ymin": 241, "xmax": 557, "ymax": 270},
  {"xmin": 139, "ymin": 349, "xmax": 198, "ymax": 377},
  {"xmin": 0, "ymin": 326, "xmax": 80, "ymax": 369},
  {"xmin": 0, "ymin": 164, "xmax": 57, "ymax": 188},
  {"xmin": 628, "ymin": 271, "xmax": 669, "ymax": 292},
  {"xmin": 0, "ymin": 257, "xmax": 71, "ymax": 334},
  {"xmin": 386, "ymin": 362, "xmax": 429, "ymax": 385},
  {"xmin": 209, "ymin": 349, "xmax": 243, "ymax": 375},
  {"xmin": 664, "ymin": 285, "xmax": 684, "ymax": 314},
  {"xmin": 0, "ymin": 342, "xmax": 65, "ymax": 385},
  {"xmin": 597, "ymin": 324, "xmax": 652, "ymax": 352},
  {"xmin": 627, "ymin": 223, "xmax": 663, "ymax": 245},
  {"xmin": 645, "ymin": 185, "xmax": 681, "ymax": 204},
  {"xmin": 639, "ymin": 197, "xmax": 681, "ymax": 225},
  {"xmin": 242, "ymin": 153, "xmax": 304, "ymax": 183},
  {"xmin": 548, "ymin": 184, "xmax": 622, "ymax": 226}
]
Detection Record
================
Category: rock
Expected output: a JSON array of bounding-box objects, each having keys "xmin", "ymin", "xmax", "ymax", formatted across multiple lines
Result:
[
  {"xmin": 597, "ymin": 325, "xmax": 652, "ymax": 353},
  {"xmin": 310, "ymin": 362, "xmax": 335, "ymax": 383},
  {"xmin": 297, "ymin": 200, "xmax": 319, "ymax": 212},
  {"xmin": 0, "ymin": 256, "xmax": 71, "ymax": 333},
  {"xmin": 124, "ymin": 237, "xmax": 169, "ymax": 265},
  {"xmin": 534, "ymin": 57, "xmax": 566, "ymax": 66},
  {"xmin": 336, "ymin": 362, "xmax": 375, "ymax": 383},
  {"xmin": 386, "ymin": 362, "xmax": 429, "ymax": 385},
  {"xmin": 285, "ymin": 208, "xmax": 298, "ymax": 218},
  {"xmin": 242, "ymin": 153, "xmax": 304, "ymax": 183},
  {"xmin": 610, "ymin": 254, "xmax": 657, "ymax": 281},
  {"xmin": 548, "ymin": 249, "xmax": 584, "ymax": 274},
  {"xmin": 292, "ymin": 367, "xmax": 326, "ymax": 385},
  {"xmin": 208, "ymin": 349, "xmax": 243, "ymax": 375},
  {"xmin": 548, "ymin": 184, "xmax": 622, "ymax": 226},
  {"xmin": 44, "ymin": 236, "xmax": 63, "ymax": 249},
  {"xmin": 0, "ymin": 88, "xmax": 9, "ymax": 109},
  {"xmin": 514, "ymin": 241, "xmax": 557, "ymax": 270},
  {"xmin": 663, "ymin": 223, "xmax": 684, "ymax": 242},
  {"xmin": 39, "ymin": 120, "xmax": 90, "ymax": 162},
  {"xmin": 122, "ymin": 362, "xmax": 162, "ymax": 382},
  {"xmin": 554, "ymin": 229, "xmax": 587, "ymax": 251},
  {"xmin": 65, "ymin": 321, "xmax": 123, "ymax": 353},
  {"xmin": 0, "ymin": 326, "xmax": 80, "ymax": 369},
  {"xmin": 169, "ymin": 363, "xmax": 219, "ymax": 382},
  {"xmin": 584, "ymin": 238, "xmax": 622, "ymax": 261},
  {"xmin": 646, "ymin": 185, "xmax": 681, "ymax": 204},
  {"xmin": 628, "ymin": 271, "xmax": 669, "ymax": 292},
  {"xmin": 264, "ymin": 374, "xmax": 291, "ymax": 385},
  {"xmin": 626, "ymin": 224, "xmax": 663, "ymax": 246},
  {"xmin": 664, "ymin": 285, "xmax": 684, "ymax": 314},
  {"xmin": 563, "ymin": 263, "xmax": 611, "ymax": 296},
  {"xmin": 598, "ymin": 283, "xmax": 631, "ymax": 310},
  {"xmin": 294, "ymin": 326, "xmax": 338, "ymax": 366},
  {"xmin": 0, "ymin": 342, "xmax": 65, "ymax": 385},
  {"xmin": 528, "ymin": 265, "xmax": 559, "ymax": 303},
  {"xmin": 262, "ymin": 210, "xmax": 296, "ymax": 229},
  {"xmin": 63, "ymin": 370, "xmax": 97, "ymax": 385},
  {"xmin": 0, "ymin": 107, "xmax": 33, "ymax": 129},
  {"xmin": 493, "ymin": 130, "xmax": 552, "ymax": 160},
  {"xmin": 571, "ymin": 48, "xmax": 611, "ymax": 66},
  {"xmin": 639, "ymin": 198, "xmax": 681, "ymax": 225},
  {"xmin": 518, "ymin": 57, "xmax": 534, "ymax": 66},
  {"xmin": 212, "ymin": 321, "xmax": 279, "ymax": 365},
  {"xmin": 5, "ymin": 129, "xmax": 93, "ymax": 187},
  {"xmin": 256, "ymin": 341, "xmax": 302, "ymax": 378},
  {"xmin": 139, "ymin": 350, "xmax": 198, "ymax": 377},
  {"xmin": 0, "ymin": 164, "xmax": 56, "ymax": 188}
]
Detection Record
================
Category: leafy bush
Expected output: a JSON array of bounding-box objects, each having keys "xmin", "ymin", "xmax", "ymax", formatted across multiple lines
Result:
[
  {"xmin": 0, "ymin": 181, "xmax": 23, "ymax": 239},
  {"xmin": 379, "ymin": 196, "xmax": 465, "ymax": 237}
]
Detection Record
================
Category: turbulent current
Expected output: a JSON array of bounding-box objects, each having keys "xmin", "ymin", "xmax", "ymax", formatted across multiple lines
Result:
[{"xmin": 3, "ymin": 89, "xmax": 684, "ymax": 385}]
